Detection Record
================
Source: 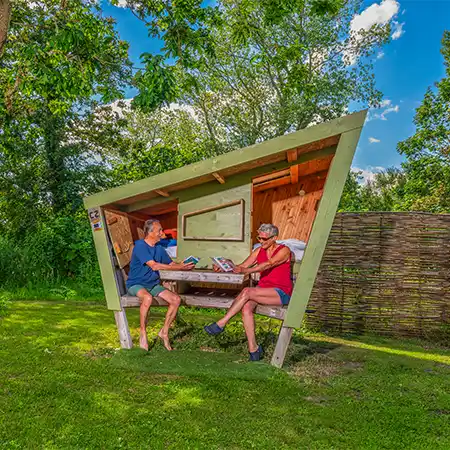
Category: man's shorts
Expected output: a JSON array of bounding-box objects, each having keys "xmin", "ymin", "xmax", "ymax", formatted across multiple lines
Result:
[
  {"xmin": 274, "ymin": 288, "xmax": 291, "ymax": 305},
  {"xmin": 127, "ymin": 284, "xmax": 167, "ymax": 297}
]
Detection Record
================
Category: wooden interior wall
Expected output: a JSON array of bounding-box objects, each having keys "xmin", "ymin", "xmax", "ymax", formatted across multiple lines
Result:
[
  {"xmin": 104, "ymin": 211, "xmax": 136, "ymax": 269},
  {"xmin": 252, "ymin": 174, "xmax": 326, "ymax": 243},
  {"xmin": 155, "ymin": 210, "xmax": 178, "ymax": 230}
]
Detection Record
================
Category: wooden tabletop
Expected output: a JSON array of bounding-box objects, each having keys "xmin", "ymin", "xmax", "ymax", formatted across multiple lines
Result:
[{"xmin": 159, "ymin": 269, "xmax": 246, "ymax": 284}]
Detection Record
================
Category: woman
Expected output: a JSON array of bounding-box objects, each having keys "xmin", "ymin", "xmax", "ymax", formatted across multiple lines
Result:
[{"xmin": 204, "ymin": 223, "xmax": 292, "ymax": 361}]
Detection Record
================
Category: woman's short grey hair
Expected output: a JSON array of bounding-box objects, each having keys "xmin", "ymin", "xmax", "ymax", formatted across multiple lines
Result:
[
  {"xmin": 144, "ymin": 219, "xmax": 160, "ymax": 236},
  {"xmin": 257, "ymin": 223, "xmax": 279, "ymax": 237}
]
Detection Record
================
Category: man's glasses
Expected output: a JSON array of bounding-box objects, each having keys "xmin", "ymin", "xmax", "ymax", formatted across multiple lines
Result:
[{"xmin": 257, "ymin": 235, "xmax": 275, "ymax": 242}]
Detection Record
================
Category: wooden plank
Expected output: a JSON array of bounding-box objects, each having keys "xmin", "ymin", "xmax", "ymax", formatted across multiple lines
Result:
[
  {"xmin": 155, "ymin": 189, "xmax": 170, "ymax": 197},
  {"xmin": 287, "ymin": 149, "xmax": 298, "ymax": 162},
  {"xmin": 290, "ymin": 165, "xmax": 299, "ymax": 184},
  {"xmin": 160, "ymin": 270, "xmax": 246, "ymax": 284},
  {"xmin": 253, "ymin": 168, "xmax": 291, "ymax": 185},
  {"xmin": 212, "ymin": 172, "xmax": 226, "ymax": 184},
  {"xmin": 125, "ymin": 196, "xmax": 178, "ymax": 213},
  {"xmin": 114, "ymin": 310, "xmax": 133, "ymax": 349},
  {"xmin": 121, "ymin": 294, "xmax": 286, "ymax": 320},
  {"xmin": 83, "ymin": 111, "xmax": 367, "ymax": 208},
  {"xmin": 271, "ymin": 326, "xmax": 293, "ymax": 368},
  {"xmin": 253, "ymin": 176, "xmax": 291, "ymax": 193},
  {"xmin": 87, "ymin": 207, "xmax": 122, "ymax": 310},
  {"xmin": 283, "ymin": 128, "xmax": 363, "ymax": 329}
]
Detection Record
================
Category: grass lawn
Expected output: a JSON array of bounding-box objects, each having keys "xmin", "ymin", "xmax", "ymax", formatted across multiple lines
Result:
[{"xmin": 1, "ymin": 301, "xmax": 449, "ymax": 449}]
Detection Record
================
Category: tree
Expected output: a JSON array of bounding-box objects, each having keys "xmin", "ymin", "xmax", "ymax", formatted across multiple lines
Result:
[
  {"xmin": 0, "ymin": 0, "xmax": 131, "ymax": 234},
  {"xmin": 0, "ymin": 0, "xmax": 10, "ymax": 56},
  {"xmin": 173, "ymin": 0, "xmax": 389, "ymax": 150},
  {"xmin": 397, "ymin": 31, "xmax": 450, "ymax": 212}
]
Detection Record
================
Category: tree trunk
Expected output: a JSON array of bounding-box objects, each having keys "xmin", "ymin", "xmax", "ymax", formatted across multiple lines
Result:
[
  {"xmin": 43, "ymin": 114, "xmax": 67, "ymax": 213},
  {"xmin": 0, "ymin": 0, "xmax": 11, "ymax": 58}
]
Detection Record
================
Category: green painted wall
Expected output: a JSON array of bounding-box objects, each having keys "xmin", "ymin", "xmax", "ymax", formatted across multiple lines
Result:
[{"xmin": 177, "ymin": 182, "xmax": 252, "ymax": 266}]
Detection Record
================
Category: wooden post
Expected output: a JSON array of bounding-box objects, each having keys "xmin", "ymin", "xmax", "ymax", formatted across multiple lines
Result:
[
  {"xmin": 114, "ymin": 310, "xmax": 133, "ymax": 349},
  {"xmin": 271, "ymin": 326, "xmax": 293, "ymax": 368}
]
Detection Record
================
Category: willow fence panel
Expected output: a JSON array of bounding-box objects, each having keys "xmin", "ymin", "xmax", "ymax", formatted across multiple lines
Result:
[{"xmin": 306, "ymin": 212, "xmax": 450, "ymax": 339}]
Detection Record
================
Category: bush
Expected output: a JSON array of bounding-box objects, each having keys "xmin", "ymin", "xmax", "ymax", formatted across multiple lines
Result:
[{"xmin": 0, "ymin": 211, "xmax": 101, "ymax": 289}]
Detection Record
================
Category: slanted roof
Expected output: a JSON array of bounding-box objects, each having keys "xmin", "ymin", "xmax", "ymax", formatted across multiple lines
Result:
[{"xmin": 83, "ymin": 110, "xmax": 367, "ymax": 210}]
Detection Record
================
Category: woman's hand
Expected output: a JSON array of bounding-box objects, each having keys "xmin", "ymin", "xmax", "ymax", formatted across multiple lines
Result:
[
  {"xmin": 212, "ymin": 264, "xmax": 223, "ymax": 273},
  {"xmin": 233, "ymin": 265, "xmax": 249, "ymax": 274}
]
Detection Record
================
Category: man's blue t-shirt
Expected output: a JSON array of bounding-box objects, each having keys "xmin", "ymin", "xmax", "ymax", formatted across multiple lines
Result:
[{"xmin": 126, "ymin": 240, "xmax": 172, "ymax": 290}]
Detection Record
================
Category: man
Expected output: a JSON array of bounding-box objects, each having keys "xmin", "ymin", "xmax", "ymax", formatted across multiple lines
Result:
[
  {"xmin": 204, "ymin": 223, "xmax": 292, "ymax": 361},
  {"xmin": 126, "ymin": 219, "xmax": 194, "ymax": 351}
]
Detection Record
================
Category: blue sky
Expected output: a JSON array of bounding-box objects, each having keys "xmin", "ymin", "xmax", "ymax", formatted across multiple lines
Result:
[{"xmin": 99, "ymin": 0, "xmax": 450, "ymax": 180}]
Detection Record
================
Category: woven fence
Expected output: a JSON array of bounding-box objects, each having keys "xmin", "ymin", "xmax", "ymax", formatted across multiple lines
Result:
[{"xmin": 306, "ymin": 212, "xmax": 450, "ymax": 339}]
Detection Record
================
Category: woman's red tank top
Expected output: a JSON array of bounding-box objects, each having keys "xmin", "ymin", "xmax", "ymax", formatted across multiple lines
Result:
[{"xmin": 256, "ymin": 244, "xmax": 293, "ymax": 295}]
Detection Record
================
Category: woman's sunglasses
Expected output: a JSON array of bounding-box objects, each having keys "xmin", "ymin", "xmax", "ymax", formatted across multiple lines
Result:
[{"xmin": 257, "ymin": 235, "xmax": 275, "ymax": 242}]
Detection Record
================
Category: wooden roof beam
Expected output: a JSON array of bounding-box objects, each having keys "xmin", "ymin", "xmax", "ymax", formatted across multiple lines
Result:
[
  {"xmin": 154, "ymin": 189, "xmax": 170, "ymax": 197},
  {"xmin": 287, "ymin": 149, "xmax": 298, "ymax": 162},
  {"xmin": 212, "ymin": 172, "xmax": 225, "ymax": 184},
  {"xmin": 290, "ymin": 165, "xmax": 299, "ymax": 184},
  {"xmin": 253, "ymin": 175, "xmax": 291, "ymax": 193}
]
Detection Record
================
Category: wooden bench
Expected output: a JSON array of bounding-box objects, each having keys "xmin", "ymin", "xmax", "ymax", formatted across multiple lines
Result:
[
  {"xmin": 120, "ymin": 291, "xmax": 287, "ymax": 320},
  {"xmin": 115, "ymin": 264, "xmax": 298, "ymax": 350}
]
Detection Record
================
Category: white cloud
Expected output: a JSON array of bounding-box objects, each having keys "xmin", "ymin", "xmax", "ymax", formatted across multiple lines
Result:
[
  {"xmin": 351, "ymin": 166, "xmax": 385, "ymax": 184},
  {"xmin": 367, "ymin": 99, "xmax": 400, "ymax": 121},
  {"xmin": 392, "ymin": 21, "xmax": 405, "ymax": 40},
  {"xmin": 347, "ymin": 0, "xmax": 400, "ymax": 65},
  {"xmin": 376, "ymin": 51, "xmax": 385, "ymax": 59},
  {"xmin": 380, "ymin": 104, "xmax": 399, "ymax": 119},
  {"xmin": 350, "ymin": 0, "xmax": 399, "ymax": 33},
  {"xmin": 369, "ymin": 137, "xmax": 381, "ymax": 144}
]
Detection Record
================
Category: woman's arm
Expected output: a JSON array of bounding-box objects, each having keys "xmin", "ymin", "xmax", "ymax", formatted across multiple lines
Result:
[
  {"xmin": 234, "ymin": 247, "xmax": 290, "ymax": 274},
  {"xmin": 213, "ymin": 248, "xmax": 260, "ymax": 272}
]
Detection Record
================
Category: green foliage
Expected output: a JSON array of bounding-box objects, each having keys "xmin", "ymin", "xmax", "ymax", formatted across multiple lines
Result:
[
  {"xmin": 173, "ymin": 0, "xmax": 387, "ymax": 149},
  {"xmin": 0, "ymin": 213, "xmax": 101, "ymax": 288},
  {"xmin": 396, "ymin": 31, "xmax": 450, "ymax": 213},
  {"xmin": 0, "ymin": 0, "xmax": 132, "ymax": 232}
]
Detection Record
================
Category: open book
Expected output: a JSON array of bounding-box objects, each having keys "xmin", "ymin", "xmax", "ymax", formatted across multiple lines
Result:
[
  {"xmin": 183, "ymin": 255, "xmax": 200, "ymax": 265},
  {"xmin": 210, "ymin": 256, "xmax": 235, "ymax": 273}
]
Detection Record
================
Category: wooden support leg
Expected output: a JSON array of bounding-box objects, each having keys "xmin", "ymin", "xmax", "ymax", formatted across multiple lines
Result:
[
  {"xmin": 114, "ymin": 309, "xmax": 133, "ymax": 349},
  {"xmin": 271, "ymin": 325, "xmax": 293, "ymax": 368}
]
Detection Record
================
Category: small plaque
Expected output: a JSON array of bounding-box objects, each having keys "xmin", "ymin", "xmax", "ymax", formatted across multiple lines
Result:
[{"xmin": 88, "ymin": 208, "xmax": 103, "ymax": 232}]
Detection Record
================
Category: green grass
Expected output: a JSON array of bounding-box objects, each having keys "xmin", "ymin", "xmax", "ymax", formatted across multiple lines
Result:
[{"xmin": 1, "ymin": 301, "xmax": 449, "ymax": 449}]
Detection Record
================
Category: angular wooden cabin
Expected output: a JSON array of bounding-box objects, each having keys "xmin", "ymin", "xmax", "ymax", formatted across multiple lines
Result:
[{"xmin": 83, "ymin": 111, "xmax": 367, "ymax": 367}]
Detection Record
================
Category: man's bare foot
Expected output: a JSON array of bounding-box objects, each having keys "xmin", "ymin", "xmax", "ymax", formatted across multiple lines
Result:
[
  {"xmin": 139, "ymin": 332, "xmax": 149, "ymax": 351},
  {"xmin": 157, "ymin": 330, "xmax": 173, "ymax": 351}
]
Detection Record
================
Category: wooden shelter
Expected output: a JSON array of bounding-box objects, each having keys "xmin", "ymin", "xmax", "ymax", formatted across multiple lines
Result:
[{"xmin": 83, "ymin": 110, "xmax": 367, "ymax": 367}]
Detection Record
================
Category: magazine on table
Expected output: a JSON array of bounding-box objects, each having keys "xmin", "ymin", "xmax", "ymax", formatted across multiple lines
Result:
[{"xmin": 210, "ymin": 256, "xmax": 236, "ymax": 273}]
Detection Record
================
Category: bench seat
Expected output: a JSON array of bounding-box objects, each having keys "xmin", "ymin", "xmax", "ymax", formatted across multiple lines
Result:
[{"xmin": 121, "ymin": 293, "xmax": 287, "ymax": 320}]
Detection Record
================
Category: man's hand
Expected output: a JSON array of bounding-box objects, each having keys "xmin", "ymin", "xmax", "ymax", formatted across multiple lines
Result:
[
  {"xmin": 233, "ymin": 265, "xmax": 249, "ymax": 274},
  {"xmin": 213, "ymin": 264, "xmax": 222, "ymax": 273},
  {"xmin": 180, "ymin": 262, "xmax": 195, "ymax": 271}
]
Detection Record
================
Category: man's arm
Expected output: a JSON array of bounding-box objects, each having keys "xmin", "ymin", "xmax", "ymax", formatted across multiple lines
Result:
[
  {"xmin": 146, "ymin": 260, "xmax": 194, "ymax": 271},
  {"xmin": 234, "ymin": 247, "xmax": 290, "ymax": 274}
]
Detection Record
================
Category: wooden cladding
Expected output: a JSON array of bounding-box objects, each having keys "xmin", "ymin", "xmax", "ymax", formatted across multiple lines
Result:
[{"xmin": 182, "ymin": 199, "xmax": 245, "ymax": 241}]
